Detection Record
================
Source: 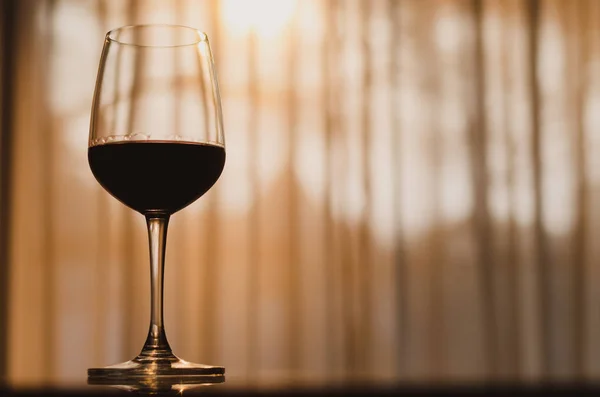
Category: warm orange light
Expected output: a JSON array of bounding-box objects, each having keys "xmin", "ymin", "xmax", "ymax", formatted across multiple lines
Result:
[{"xmin": 221, "ymin": 0, "xmax": 296, "ymax": 37}]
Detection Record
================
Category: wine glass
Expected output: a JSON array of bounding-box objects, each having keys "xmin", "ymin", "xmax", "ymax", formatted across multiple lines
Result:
[{"xmin": 87, "ymin": 25, "xmax": 225, "ymax": 381}]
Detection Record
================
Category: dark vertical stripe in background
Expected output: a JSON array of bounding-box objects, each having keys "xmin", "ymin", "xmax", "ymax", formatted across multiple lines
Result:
[
  {"xmin": 358, "ymin": 0, "xmax": 372, "ymax": 374},
  {"xmin": 0, "ymin": 0, "xmax": 16, "ymax": 381},
  {"xmin": 421, "ymin": 0, "xmax": 444, "ymax": 377},
  {"xmin": 389, "ymin": 0, "xmax": 405, "ymax": 377},
  {"xmin": 41, "ymin": 0, "xmax": 56, "ymax": 379},
  {"xmin": 571, "ymin": 0, "xmax": 587, "ymax": 379},
  {"xmin": 322, "ymin": 0, "xmax": 335, "ymax": 375},
  {"xmin": 526, "ymin": 0, "xmax": 547, "ymax": 378},
  {"xmin": 471, "ymin": 0, "xmax": 496, "ymax": 379},
  {"xmin": 337, "ymin": 1, "xmax": 355, "ymax": 374},
  {"xmin": 500, "ymin": 0, "xmax": 521, "ymax": 376},
  {"xmin": 286, "ymin": 5, "xmax": 300, "ymax": 372}
]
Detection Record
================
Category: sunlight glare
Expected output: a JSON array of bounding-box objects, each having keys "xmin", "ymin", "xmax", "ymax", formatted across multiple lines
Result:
[{"xmin": 221, "ymin": 0, "xmax": 296, "ymax": 37}]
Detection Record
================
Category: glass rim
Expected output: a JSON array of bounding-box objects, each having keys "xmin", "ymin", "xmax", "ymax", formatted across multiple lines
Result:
[{"xmin": 106, "ymin": 24, "xmax": 208, "ymax": 48}]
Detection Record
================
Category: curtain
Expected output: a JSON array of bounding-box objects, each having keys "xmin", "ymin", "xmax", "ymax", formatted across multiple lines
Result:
[{"xmin": 5, "ymin": 0, "xmax": 600, "ymax": 385}]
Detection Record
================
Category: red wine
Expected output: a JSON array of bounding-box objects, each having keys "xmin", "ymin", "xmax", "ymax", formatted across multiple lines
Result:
[{"xmin": 88, "ymin": 141, "xmax": 225, "ymax": 215}]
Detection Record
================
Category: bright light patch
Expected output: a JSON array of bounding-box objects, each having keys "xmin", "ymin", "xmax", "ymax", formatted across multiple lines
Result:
[{"xmin": 221, "ymin": 0, "xmax": 296, "ymax": 37}]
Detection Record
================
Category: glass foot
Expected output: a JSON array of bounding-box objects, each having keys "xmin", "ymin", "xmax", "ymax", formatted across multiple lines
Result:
[
  {"xmin": 88, "ymin": 356, "xmax": 225, "ymax": 381},
  {"xmin": 88, "ymin": 363, "xmax": 224, "ymax": 395},
  {"xmin": 88, "ymin": 359, "xmax": 224, "ymax": 395}
]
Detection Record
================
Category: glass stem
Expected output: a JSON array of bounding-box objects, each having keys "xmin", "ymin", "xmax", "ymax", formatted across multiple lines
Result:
[{"xmin": 136, "ymin": 214, "xmax": 176, "ymax": 363}]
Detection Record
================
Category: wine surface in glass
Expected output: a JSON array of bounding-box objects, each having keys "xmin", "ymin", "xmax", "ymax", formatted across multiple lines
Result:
[{"xmin": 88, "ymin": 140, "xmax": 225, "ymax": 215}]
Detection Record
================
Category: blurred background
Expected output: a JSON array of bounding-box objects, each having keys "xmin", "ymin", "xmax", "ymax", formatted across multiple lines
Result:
[{"xmin": 1, "ymin": 0, "xmax": 599, "ymax": 387}]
